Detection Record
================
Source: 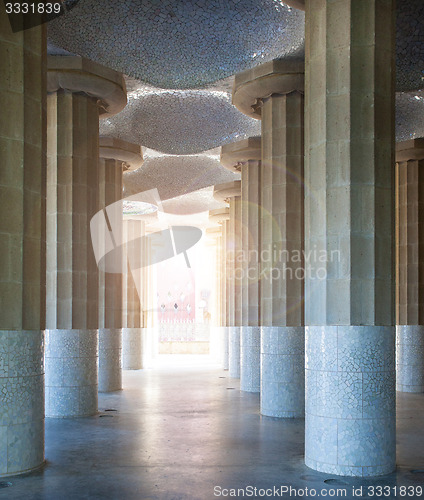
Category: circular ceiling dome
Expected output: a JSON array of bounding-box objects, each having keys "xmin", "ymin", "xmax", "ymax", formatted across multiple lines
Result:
[
  {"xmin": 123, "ymin": 154, "xmax": 238, "ymax": 201},
  {"xmin": 48, "ymin": 0, "xmax": 304, "ymax": 89},
  {"xmin": 100, "ymin": 89, "xmax": 261, "ymax": 155},
  {"xmin": 397, "ymin": 0, "xmax": 424, "ymax": 91},
  {"xmin": 396, "ymin": 90, "xmax": 424, "ymax": 141}
]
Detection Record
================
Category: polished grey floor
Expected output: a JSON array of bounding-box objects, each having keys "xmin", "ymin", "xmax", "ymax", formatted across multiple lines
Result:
[{"xmin": 1, "ymin": 355, "xmax": 424, "ymax": 500}]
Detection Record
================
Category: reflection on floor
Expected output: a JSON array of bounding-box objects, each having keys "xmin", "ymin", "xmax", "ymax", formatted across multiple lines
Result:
[{"xmin": 2, "ymin": 355, "xmax": 424, "ymax": 500}]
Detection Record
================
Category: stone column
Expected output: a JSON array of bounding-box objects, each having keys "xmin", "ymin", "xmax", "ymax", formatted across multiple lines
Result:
[
  {"xmin": 221, "ymin": 138, "xmax": 262, "ymax": 393},
  {"xmin": 214, "ymin": 182, "xmax": 242, "ymax": 378},
  {"xmin": 122, "ymin": 218, "xmax": 146, "ymax": 370},
  {"xmin": 45, "ymin": 56, "xmax": 126, "ymax": 417},
  {"xmin": 205, "ymin": 226, "xmax": 221, "ymax": 360},
  {"xmin": 233, "ymin": 60, "xmax": 305, "ymax": 415},
  {"xmin": 0, "ymin": 11, "xmax": 46, "ymax": 476},
  {"xmin": 302, "ymin": 0, "xmax": 396, "ymax": 476},
  {"xmin": 396, "ymin": 139, "xmax": 424, "ymax": 393},
  {"xmin": 98, "ymin": 137, "xmax": 142, "ymax": 390},
  {"xmin": 209, "ymin": 208, "xmax": 230, "ymax": 369}
]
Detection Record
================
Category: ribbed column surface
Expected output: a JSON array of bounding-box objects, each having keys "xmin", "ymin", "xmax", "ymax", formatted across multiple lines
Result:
[
  {"xmin": 98, "ymin": 156, "xmax": 123, "ymax": 391},
  {"xmin": 45, "ymin": 329, "xmax": 98, "ymax": 417},
  {"xmin": 46, "ymin": 84, "xmax": 100, "ymax": 416},
  {"xmin": 0, "ymin": 8, "xmax": 47, "ymax": 476},
  {"xmin": 304, "ymin": 0, "xmax": 395, "ymax": 477},
  {"xmin": 259, "ymin": 72, "xmax": 304, "ymax": 416},
  {"xmin": 396, "ymin": 153, "xmax": 424, "ymax": 394},
  {"xmin": 261, "ymin": 326, "xmax": 304, "ymax": 417}
]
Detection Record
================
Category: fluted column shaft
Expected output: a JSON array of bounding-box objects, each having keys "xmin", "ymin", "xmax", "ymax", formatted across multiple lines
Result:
[
  {"xmin": 223, "ymin": 219, "xmax": 229, "ymax": 329},
  {"xmin": 46, "ymin": 89, "xmax": 100, "ymax": 417},
  {"xmin": 396, "ymin": 139, "xmax": 424, "ymax": 393},
  {"xmin": 241, "ymin": 161, "xmax": 261, "ymax": 392},
  {"xmin": 243, "ymin": 160, "xmax": 261, "ymax": 328},
  {"xmin": 228, "ymin": 196, "xmax": 242, "ymax": 378},
  {"xmin": 233, "ymin": 62, "xmax": 306, "ymax": 411},
  {"xmin": 45, "ymin": 56, "xmax": 126, "ymax": 417},
  {"xmin": 216, "ymin": 232, "xmax": 223, "ymax": 327},
  {"xmin": 304, "ymin": 0, "xmax": 395, "ymax": 476},
  {"xmin": 122, "ymin": 219, "xmax": 146, "ymax": 370},
  {"xmin": 0, "ymin": 11, "xmax": 46, "ymax": 476},
  {"xmin": 260, "ymin": 92, "xmax": 304, "ymax": 328},
  {"xmin": 220, "ymin": 138, "xmax": 262, "ymax": 393},
  {"xmin": 219, "ymin": 217, "xmax": 229, "ymax": 369},
  {"xmin": 98, "ymin": 156, "xmax": 123, "ymax": 391},
  {"xmin": 260, "ymin": 89, "xmax": 305, "ymax": 417}
]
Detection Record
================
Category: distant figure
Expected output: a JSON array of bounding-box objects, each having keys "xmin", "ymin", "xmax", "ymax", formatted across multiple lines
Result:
[
  {"xmin": 186, "ymin": 303, "xmax": 192, "ymax": 315},
  {"xmin": 174, "ymin": 303, "xmax": 178, "ymax": 314}
]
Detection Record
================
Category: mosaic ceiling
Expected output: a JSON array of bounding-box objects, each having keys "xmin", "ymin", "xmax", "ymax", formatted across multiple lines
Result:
[
  {"xmin": 99, "ymin": 84, "xmax": 261, "ymax": 155},
  {"xmin": 48, "ymin": 0, "xmax": 305, "ymax": 89},
  {"xmin": 122, "ymin": 149, "xmax": 239, "ymax": 202},
  {"xmin": 396, "ymin": 0, "xmax": 424, "ymax": 92},
  {"xmin": 396, "ymin": 91, "xmax": 424, "ymax": 142},
  {"xmin": 47, "ymin": 1, "xmax": 424, "ymax": 213}
]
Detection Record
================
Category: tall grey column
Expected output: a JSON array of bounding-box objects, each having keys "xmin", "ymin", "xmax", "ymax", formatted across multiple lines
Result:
[
  {"xmin": 0, "ymin": 11, "xmax": 46, "ymax": 476},
  {"xmin": 396, "ymin": 139, "xmax": 424, "ymax": 393},
  {"xmin": 209, "ymin": 208, "xmax": 230, "ymax": 369},
  {"xmin": 233, "ymin": 60, "xmax": 305, "ymax": 415},
  {"xmin": 98, "ymin": 138, "xmax": 143, "ymax": 381},
  {"xmin": 221, "ymin": 138, "xmax": 262, "ymax": 392},
  {"xmin": 303, "ymin": 0, "xmax": 396, "ymax": 476},
  {"xmin": 214, "ymin": 182, "xmax": 242, "ymax": 378},
  {"xmin": 98, "ymin": 138, "xmax": 132, "ymax": 391},
  {"xmin": 122, "ymin": 218, "xmax": 146, "ymax": 370},
  {"xmin": 45, "ymin": 56, "xmax": 126, "ymax": 417}
]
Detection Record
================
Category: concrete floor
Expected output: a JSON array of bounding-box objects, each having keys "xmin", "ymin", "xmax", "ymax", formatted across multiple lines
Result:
[{"xmin": 1, "ymin": 355, "xmax": 424, "ymax": 500}]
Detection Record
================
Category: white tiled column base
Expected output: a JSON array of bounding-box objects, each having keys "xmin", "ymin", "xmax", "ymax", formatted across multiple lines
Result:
[
  {"xmin": 211, "ymin": 327, "xmax": 229, "ymax": 370},
  {"xmin": 222, "ymin": 327, "xmax": 229, "ymax": 371},
  {"xmin": 396, "ymin": 325, "xmax": 424, "ymax": 393},
  {"xmin": 261, "ymin": 326, "xmax": 304, "ymax": 417},
  {"xmin": 241, "ymin": 327, "xmax": 260, "ymax": 392},
  {"xmin": 209, "ymin": 326, "xmax": 220, "ymax": 363},
  {"xmin": 305, "ymin": 326, "xmax": 395, "ymax": 477},
  {"xmin": 143, "ymin": 328, "xmax": 159, "ymax": 369},
  {"xmin": 0, "ymin": 330, "xmax": 45, "ymax": 477},
  {"xmin": 142, "ymin": 328, "xmax": 154, "ymax": 369},
  {"xmin": 45, "ymin": 329, "xmax": 98, "ymax": 418},
  {"xmin": 99, "ymin": 329, "xmax": 122, "ymax": 392},
  {"xmin": 122, "ymin": 328, "xmax": 143, "ymax": 370},
  {"xmin": 229, "ymin": 327, "xmax": 241, "ymax": 378}
]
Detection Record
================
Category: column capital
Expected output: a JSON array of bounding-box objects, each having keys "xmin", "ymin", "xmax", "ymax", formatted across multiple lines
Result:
[
  {"xmin": 396, "ymin": 138, "xmax": 424, "ymax": 162},
  {"xmin": 209, "ymin": 207, "xmax": 230, "ymax": 224},
  {"xmin": 47, "ymin": 55, "xmax": 127, "ymax": 117},
  {"xmin": 220, "ymin": 136, "xmax": 261, "ymax": 173},
  {"xmin": 99, "ymin": 136, "xmax": 143, "ymax": 171},
  {"xmin": 213, "ymin": 181, "xmax": 242, "ymax": 203},
  {"xmin": 233, "ymin": 59, "xmax": 304, "ymax": 119}
]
